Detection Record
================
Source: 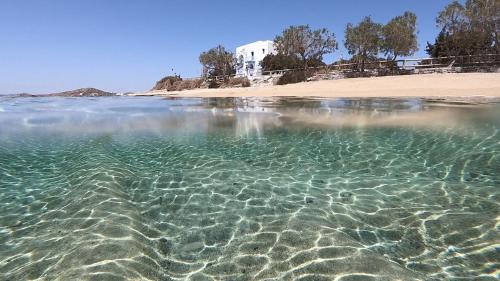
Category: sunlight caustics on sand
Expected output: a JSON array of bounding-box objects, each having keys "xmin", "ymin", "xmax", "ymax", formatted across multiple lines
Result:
[{"xmin": 0, "ymin": 97, "xmax": 498, "ymax": 280}]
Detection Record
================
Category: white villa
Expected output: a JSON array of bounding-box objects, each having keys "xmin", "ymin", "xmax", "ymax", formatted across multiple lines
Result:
[{"xmin": 236, "ymin": 40, "xmax": 276, "ymax": 78}]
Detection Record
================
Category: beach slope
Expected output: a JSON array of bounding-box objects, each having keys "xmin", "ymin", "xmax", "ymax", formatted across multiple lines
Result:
[{"xmin": 137, "ymin": 73, "xmax": 500, "ymax": 100}]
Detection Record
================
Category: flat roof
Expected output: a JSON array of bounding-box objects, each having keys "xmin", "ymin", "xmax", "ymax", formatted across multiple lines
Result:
[{"xmin": 236, "ymin": 40, "xmax": 273, "ymax": 50}]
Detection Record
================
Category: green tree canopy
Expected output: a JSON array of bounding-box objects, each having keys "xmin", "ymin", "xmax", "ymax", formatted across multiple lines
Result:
[
  {"xmin": 260, "ymin": 54, "xmax": 301, "ymax": 71},
  {"xmin": 437, "ymin": 0, "xmax": 468, "ymax": 34},
  {"xmin": 199, "ymin": 45, "xmax": 236, "ymax": 77},
  {"xmin": 344, "ymin": 16, "xmax": 383, "ymax": 71},
  {"xmin": 260, "ymin": 54, "xmax": 325, "ymax": 72},
  {"xmin": 426, "ymin": 0, "xmax": 498, "ymax": 57},
  {"xmin": 465, "ymin": 0, "xmax": 499, "ymax": 53},
  {"xmin": 274, "ymin": 25, "xmax": 337, "ymax": 69},
  {"xmin": 382, "ymin": 11, "xmax": 418, "ymax": 60}
]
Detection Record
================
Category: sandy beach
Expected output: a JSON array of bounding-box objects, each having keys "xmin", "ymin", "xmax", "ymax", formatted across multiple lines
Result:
[{"xmin": 136, "ymin": 73, "xmax": 500, "ymax": 101}]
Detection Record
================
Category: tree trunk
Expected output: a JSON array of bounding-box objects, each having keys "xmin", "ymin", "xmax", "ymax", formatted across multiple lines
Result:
[
  {"xmin": 495, "ymin": 31, "xmax": 499, "ymax": 54},
  {"xmin": 301, "ymin": 54, "xmax": 308, "ymax": 72},
  {"xmin": 391, "ymin": 55, "xmax": 397, "ymax": 73},
  {"xmin": 361, "ymin": 52, "xmax": 366, "ymax": 72}
]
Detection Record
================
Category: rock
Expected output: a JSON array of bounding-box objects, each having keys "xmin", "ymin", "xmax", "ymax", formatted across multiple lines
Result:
[{"xmin": 158, "ymin": 238, "xmax": 173, "ymax": 256}]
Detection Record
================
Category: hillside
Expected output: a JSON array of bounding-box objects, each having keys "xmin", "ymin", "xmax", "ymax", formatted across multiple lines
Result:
[{"xmin": 47, "ymin": 88, "xmax": 116, "ymax": 97}]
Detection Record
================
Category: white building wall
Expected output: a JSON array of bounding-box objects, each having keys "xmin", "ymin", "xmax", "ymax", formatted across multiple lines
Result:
[{"xmin": 235, "ymin": 40, "xmax": 276, "ymax": 78}]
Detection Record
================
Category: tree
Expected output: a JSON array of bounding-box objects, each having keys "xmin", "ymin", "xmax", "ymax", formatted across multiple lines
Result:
[
  {"xmin": 437, "ymin": 1, "xmax": 467, "ymax": 35},
  {"xmin": 382, "ymin": 11, "xmax": 418, "ymax": 60},
  {"xmin": 274, "ymin": 25, "xmax": 337, "ymax": 70},
  {"xmin": 426, "ymin": 30, "xmax": 453, "ymax": 57},
  {"xmin": 260, "ymin": 53, "xmax": 325, "ymax": 72},
  {"xmin": 435, "ymin": 1, "xmax": 470, "ymax": 56},
  {"xmin": 345, "ymin": 16, "xmax": 383, "ymax": 71},
  {"xmin": 465, "ymin": 0, "xmax": 499, "ymax": 54},
  {"xmin": 260, "ymin": 54, "xmax": 301, "ymax": 71},
  {"xmin": 426, "ymin": 0, "xmax": 498, "ymax": 57},
  {"xmin": 199, "ymin": 45, "xmax": 236, "ymax": 78}
]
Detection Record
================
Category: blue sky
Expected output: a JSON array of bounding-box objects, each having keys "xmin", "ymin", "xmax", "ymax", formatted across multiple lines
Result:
[{"xmin": 0, "ymin": 0, "xmax": 458, "ymax": 95}]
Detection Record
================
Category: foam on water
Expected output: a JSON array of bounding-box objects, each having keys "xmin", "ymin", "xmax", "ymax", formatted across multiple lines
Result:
[{"xmin": 0, "ymin": 97, "xmax": 498, "ymax": 281}]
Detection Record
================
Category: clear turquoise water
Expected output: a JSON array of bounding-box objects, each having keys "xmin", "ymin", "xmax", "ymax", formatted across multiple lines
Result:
[{"xmin": 0, "ymin": 97, "xmax": 498, "ymax": 281}]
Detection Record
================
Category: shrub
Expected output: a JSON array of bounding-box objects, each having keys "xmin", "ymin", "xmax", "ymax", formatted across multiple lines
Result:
[
  {"xmin": 152, "ymin": 76, "xmax": 204, "ymax": 91},
  {"xmin": 152, "ymin": 75, "xmax": 182, "ymax": 90},
  {"xmin": 189, "ymin": 79, "xmax": 204, "ymax": 89},
  {"xmin": 227, "ymin": 77, "xmax": 251, "ymax": 87},
  {"xmin": 171, "ymin": 81, "xmax": 185, "ymax": 91},
  {"xmin": 277, "ymin": 70, "xmax": 306, "ymax": 85},
  {"xmin": 208, "ymin": 80, "xmax": 220, "ymax": 88},
  {"xmin": 171, "ymin": 79, "xmax": 204, "ymax": 91},
  {"xmin": 241, "ymin": 79, "xmax": 251, "ymax": 87}
]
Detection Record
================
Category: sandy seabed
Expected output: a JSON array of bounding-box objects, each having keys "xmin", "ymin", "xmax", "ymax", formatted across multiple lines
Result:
[
  {"xmin": 1, "ymin": 95, "xmax": 499, "ymax": 280},
  {"xmin": 136, "ymin": 73, "xmax": 500, "ymax": 101}
]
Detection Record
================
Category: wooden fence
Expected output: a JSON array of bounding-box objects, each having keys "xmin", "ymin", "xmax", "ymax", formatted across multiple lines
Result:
[
  {"xmin": 262, "ymin": 53, "xmax": 500, "ymax": 76},
  {"xmin": 188, "ymin": 54, "xmax": 500, "ymax": 82}
]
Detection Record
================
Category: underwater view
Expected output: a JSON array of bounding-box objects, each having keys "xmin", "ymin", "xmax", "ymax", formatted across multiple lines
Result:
[{"xmin": 0, "ymin": 96, "xmax": 498, "ymax": 281}]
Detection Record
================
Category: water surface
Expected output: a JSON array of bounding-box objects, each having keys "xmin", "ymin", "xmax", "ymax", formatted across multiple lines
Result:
[{"xmin": 0, "ymin": 97, "xmax": 498, "ymax": 281}]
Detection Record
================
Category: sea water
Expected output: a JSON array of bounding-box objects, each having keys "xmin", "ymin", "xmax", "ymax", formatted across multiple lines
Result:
[{"xmin": 0, "ymin": 96, "xmax": 498, "ymax": 280}]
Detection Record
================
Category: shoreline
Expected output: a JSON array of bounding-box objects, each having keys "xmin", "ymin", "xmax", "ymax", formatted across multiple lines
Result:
[{"xmin": 132, "ymin": 73, "xmax": 500, "ymax": 103}]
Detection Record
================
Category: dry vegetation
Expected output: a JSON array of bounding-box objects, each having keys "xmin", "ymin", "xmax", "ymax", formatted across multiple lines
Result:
[
  {"xmin": 226, "ymin": 77, "xmax": 251, "ymax": 88},
  {"xmin": 152, "ymin": 76, "xmax": 204, "ymax": 91},
  {"xmin": 152, "ymin": 75, "xmax": 250, "ymax": 92}
]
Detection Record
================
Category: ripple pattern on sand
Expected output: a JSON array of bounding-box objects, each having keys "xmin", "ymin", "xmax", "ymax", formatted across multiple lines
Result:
[{"xmin": 0, "ymin": 98, "xmax": 499, "ymax": 281}]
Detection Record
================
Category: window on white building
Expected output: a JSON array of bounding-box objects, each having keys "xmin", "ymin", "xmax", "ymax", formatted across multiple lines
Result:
[{"xmin": 262, "ymin": 49, "xmax": 265, "ymax": 54}]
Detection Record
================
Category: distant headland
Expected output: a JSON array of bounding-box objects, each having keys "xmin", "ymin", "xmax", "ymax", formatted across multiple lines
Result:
[{"xmin": 12, "ymin": 88, "xmax": 119, "ymax": 98}]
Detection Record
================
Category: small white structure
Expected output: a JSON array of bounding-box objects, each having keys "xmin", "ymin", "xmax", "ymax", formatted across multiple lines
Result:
[{"xmin": 236, "ymin": 40, "xmax": 275, "ymax": 78}]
